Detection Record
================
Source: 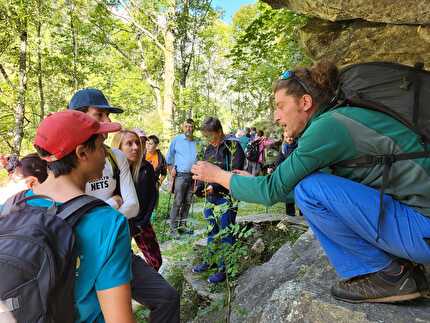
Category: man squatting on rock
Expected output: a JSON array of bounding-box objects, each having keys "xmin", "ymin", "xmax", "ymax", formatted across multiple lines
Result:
[{"xmin": 191, "ymin": 61, "xmax": 430, "ymax": 303}]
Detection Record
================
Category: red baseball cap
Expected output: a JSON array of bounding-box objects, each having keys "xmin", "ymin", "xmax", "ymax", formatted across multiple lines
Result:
[{"xmin": 34, "ymin": 110, "xmax": 121, "ymax": 162}]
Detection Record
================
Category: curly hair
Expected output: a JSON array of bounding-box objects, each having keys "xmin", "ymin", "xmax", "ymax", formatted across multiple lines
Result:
[{"xmin": 273, "ymin": 60, "xmax": 339, "ymax": 108}]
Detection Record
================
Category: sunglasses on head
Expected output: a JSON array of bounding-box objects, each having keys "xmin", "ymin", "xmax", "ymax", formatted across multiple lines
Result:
[{"xmin": 279, "ymin": 70, "xmax": 312, "ymax": 94}]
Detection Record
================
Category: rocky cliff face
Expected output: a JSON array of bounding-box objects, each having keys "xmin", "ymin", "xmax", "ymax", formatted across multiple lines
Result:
[
  {"xmin": 231, "ymin": 230, "xmax": 430, "ymax": 323},
  {"xmin": 263, "ymin": 0, "xmax": 430, "ymax": 66}
]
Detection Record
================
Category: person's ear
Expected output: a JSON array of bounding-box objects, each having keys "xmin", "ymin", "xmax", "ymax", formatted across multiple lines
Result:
[
  {"xmin": 75, "ymin": 144, "xmax": 89, "ymax": 162},
  {"xmin": 25, "ymin": 176, "xmax": 38, "ymax": 189},
  {"xmin": 300, "ymin": 94, "xmax": 313, "ymax": 112}
]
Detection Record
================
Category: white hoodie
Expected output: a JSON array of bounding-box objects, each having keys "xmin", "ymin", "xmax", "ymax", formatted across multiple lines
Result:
[{"xmin": 85, "ymin": 148, "xmax": 139, "ymax": 219}]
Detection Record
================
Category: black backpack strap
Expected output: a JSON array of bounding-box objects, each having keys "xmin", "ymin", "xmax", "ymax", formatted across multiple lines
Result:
[
  {"xmin": 334, "ymin": 151, "xmax": 430, "ymax": 241},
  {"xmin": 106, "ymin": 147, "xmax": 121, "ymax": 197},
  {"xmin": 56, "ymin": 195, "xmax": 107, "ymax": 227},
  {"xmin": 412, "ymin": 62, "xmax": 424, "ymax": 130},
  {"xmin": 335, "ymin": 151, "xmax": 430, "ymax": 168}
]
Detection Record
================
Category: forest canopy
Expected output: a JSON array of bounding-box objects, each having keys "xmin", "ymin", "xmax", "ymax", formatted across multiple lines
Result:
[{"xmin": 0, "ymin": 0, "xmax": 309, "ymax": 155}]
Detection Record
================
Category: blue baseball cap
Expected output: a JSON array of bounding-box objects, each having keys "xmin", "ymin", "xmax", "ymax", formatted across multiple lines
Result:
[{"xmin": 68, "ymin": 88, "xmax": 123, "ymax": 113}]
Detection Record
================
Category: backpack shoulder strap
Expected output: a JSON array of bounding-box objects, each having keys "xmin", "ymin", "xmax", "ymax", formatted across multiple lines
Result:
[
  {"xmin": 1, "ymin": 190, "xmax": 29, "ymax": 216},
  {"xmin": 106, "ymin": 147, "xmax": 121, "ymax": 196},
  {"xmin": 106, "ymin": 147, "xmax": 120, "ymax": 178},
  {"xmin": 56, "ymin": 195, "xmax": 107, "ymax": 227}
]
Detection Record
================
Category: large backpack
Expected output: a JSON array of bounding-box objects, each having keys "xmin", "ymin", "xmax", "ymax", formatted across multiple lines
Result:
[
  {"xmin": 0, "ymin": 191, "xmax": 106, "ymax": 322},
  {"xmin": 245, "ymin": 138, "xmax": 263, "ymax": 162},
  {"xmin": 332, "ymin": 62, "xmax": 430, "ymax": 239}
]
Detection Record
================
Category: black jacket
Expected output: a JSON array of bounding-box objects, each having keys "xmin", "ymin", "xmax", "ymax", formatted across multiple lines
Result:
[
  {"xmin": 195, "ymin": 137, "xmax": 245, "ymax": 199},
  {"xmin": 153, "ymin": 149, "xmax": 167, "ymax": 182},
  {"xmin": 129, "ymin": 160, "xmax": 157, "ymax": 228}
]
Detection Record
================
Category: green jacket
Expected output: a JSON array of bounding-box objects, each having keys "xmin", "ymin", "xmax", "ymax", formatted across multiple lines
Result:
[{"xmin": 231, "ymin": 106, "xmax": 430, "ymax": 217}]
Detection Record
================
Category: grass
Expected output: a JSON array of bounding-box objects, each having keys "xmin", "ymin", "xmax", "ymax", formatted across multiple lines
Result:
[{"xmin": 236, "ymin": 201, "xmax": 285, "ymax": 217}]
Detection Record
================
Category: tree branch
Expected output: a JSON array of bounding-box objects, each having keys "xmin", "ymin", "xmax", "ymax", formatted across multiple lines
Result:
[
  {"xmin": 0, "ymin": 64, "xmax": 16, "ymax": 90},
  {"xmin": 90, "ymin": 20, "xmax": 136, "ymax": 65},
  {"xmin": 136, "ymin": 35, "xmax": 160, "ymax": 91},
  {"xmin": 114, "ymin": 0, "xmax": 165, "ymax": 51}
]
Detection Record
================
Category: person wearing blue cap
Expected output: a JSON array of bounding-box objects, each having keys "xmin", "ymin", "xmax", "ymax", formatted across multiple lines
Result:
[
  {"xmin": 68, "ymin": 88, "xmax": 180, "ymax": 323},
  {"xmin": 68, "ymin": 88, "xmax": 139, "ymax": 220}
]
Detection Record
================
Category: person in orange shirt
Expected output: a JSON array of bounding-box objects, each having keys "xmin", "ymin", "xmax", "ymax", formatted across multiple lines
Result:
[{"xmin": 146, "ymin": 135, "xmax": 167, "ymax": 186}]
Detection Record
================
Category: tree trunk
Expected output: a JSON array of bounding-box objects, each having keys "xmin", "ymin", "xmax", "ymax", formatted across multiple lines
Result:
[
  {"xmin": 68, "ymin": 0, "xmax": 78, "ymax": 91},
  {"xmin": 37, "ymin": 1, "xmax": 45, "ymax": 121},
  {"xmin": 13, "ymin": 25, "xmax": 28, "ymax": 155},
  {"xmin": 162, "ymin": 6, "xmax": 176, "ymax": 138}
]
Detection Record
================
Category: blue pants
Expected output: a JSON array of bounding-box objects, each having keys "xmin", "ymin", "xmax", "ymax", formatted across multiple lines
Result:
[
  {"xmin": 204, "ymin": 196, "xmax": 237, "ymax": 246},
  {"xmin": 294, "ymin": 172, "xmax": 430, "ymax": 279}
]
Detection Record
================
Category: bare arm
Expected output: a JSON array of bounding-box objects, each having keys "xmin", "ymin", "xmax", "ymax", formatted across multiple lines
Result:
[
  {"xmin": 159, "ymin": 175, "xmax": 166, "ymax": 184},
  {"xmin": 167, "ymin": 165, "xmax": 176, "ymax": 177},
  {"xmin": 97, "ymin": 284, "xmax": 135, "ymax": 323}
]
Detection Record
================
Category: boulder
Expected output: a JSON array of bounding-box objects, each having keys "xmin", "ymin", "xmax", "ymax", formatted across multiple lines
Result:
[
  {"xmin": 231, "ymin": 230, "xmax": 430, "ymax": 323},
  {"xmin": 262, "ymin": 0, "xmax": 430, "ymax": 24},
  {"xmin": 183, "ymin": 270, "xmax": 224, "ymax": 302},
  {"xmin": 262, "ymin": 0, "xmax": 430, "ymax": 66},
  {"xmin": 300, "ymin": 18, "xmax": 430, "ymax": 66},
  {"xmin": 236, "ymin": 213, "xmax": 285, "ymax": 225}
]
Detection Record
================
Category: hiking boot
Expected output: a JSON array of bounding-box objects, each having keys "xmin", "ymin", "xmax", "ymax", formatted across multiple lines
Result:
[
  {"xmin": 208, "ymin": 272, "xmax": 226, "ymax": 284},
  {"xmin": 406, "ymin": 262, "xmax": 430, "ymax": 298},
  {"xmin": 331, "ymin": 266, "xmax": 421, "ymax": 303},
  {"xmin": 192, "ymin": 263, "xmax": 210, "ymax": 273}
]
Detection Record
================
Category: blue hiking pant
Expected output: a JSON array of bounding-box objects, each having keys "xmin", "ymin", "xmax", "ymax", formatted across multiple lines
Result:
[
  {"xmin": 204, "ymin": 196, "xmax": 237, "ymax": 246},
  {"xmin": 294, "ymin": 172, "xmax": 430, "ymax": 279}
]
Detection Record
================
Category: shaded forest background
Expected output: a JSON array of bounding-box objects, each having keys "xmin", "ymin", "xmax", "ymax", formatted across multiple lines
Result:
[{"xmin": 0, "ymin": 0, "xmax": 309, "ymax": 155}]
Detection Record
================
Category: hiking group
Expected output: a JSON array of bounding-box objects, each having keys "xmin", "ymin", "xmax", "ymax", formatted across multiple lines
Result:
[{"xmin": 1, "ymin": 59, "xmax": 430, "ymax": 322}]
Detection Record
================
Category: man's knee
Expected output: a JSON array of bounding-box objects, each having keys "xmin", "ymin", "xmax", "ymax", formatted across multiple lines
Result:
[
  {"xmin": 294, "ymin": 172, "xmax": 324, "ymax": 200},
  {"xmin": 172, "ymin": 192, "xmax": 184, "ymax": 207}
]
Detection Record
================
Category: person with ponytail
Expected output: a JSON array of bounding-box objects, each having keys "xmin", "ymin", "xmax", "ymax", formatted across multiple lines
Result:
[{"xmin": 192, "ymin": 61, "xmax": 430, "ymax": 304}]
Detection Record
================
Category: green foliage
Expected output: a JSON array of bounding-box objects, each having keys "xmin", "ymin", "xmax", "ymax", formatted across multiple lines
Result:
[
  {"xmin": 150, "ymin": 191, "xmax": 173, "ymax": 243},
  {"xmin": 227, "ymin": 1, "xmax": 311, "ymax": 129},
  {"xmin": 134, "ymin": 306, "xmax": 150, "ymax": 323},
  {"xmin": 0, "ymin": 0, "xmax": 311, "ymax": 154}
]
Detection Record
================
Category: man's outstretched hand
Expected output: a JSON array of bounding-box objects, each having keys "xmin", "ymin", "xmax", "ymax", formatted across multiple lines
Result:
[
  {"xmin": 191, "ymin": 161, "xmax": 222, "ymax": 183},
  {"xmin": 191, "ymin": 161, "xmax": 232, "ymax": 190}
]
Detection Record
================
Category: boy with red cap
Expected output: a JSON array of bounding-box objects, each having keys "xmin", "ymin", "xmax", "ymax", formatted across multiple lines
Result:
[
  {"xmin": 31, "ymin": 110, "xmax": 134, "ymax": 322},
  {"xmin": 68, "ymin": 89, "xmax": 180, "ymax": 323}
]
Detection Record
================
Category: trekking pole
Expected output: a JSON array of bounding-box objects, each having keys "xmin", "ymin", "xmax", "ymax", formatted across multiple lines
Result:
[
  {"xmin": 161, "ymin": 191, "xmax": 173, "ymax": 238},
  {"xmin": 190, "ymin": 190, "xmax": 195, "ymax": 230},
  {"xmin": 162, "ymin": 168, "xmax": 176, "ymax": 238}
]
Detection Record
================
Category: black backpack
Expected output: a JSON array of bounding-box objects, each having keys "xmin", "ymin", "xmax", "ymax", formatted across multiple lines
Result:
[
  {"xmin": 245, "ymin": 138, "xmax": 263, "ymax": 162},
  {"xmin": 0, "ymin": 191, "xmax": 106, "ymax": 323},
  {"xmin": 332, "ymin": 62, "xmax": 430, "ymax": 239}
]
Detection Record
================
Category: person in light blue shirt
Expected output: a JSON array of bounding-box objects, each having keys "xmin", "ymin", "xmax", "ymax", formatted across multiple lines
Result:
[{"xmin": 166, "ymin": 118, "xmax": 197, "ymax": 236}]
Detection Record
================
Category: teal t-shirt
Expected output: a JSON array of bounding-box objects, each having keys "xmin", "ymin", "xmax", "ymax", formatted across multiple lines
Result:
[{"xmin": 25, "ymin": 190, "xmax": 132, "ymax": 323}]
